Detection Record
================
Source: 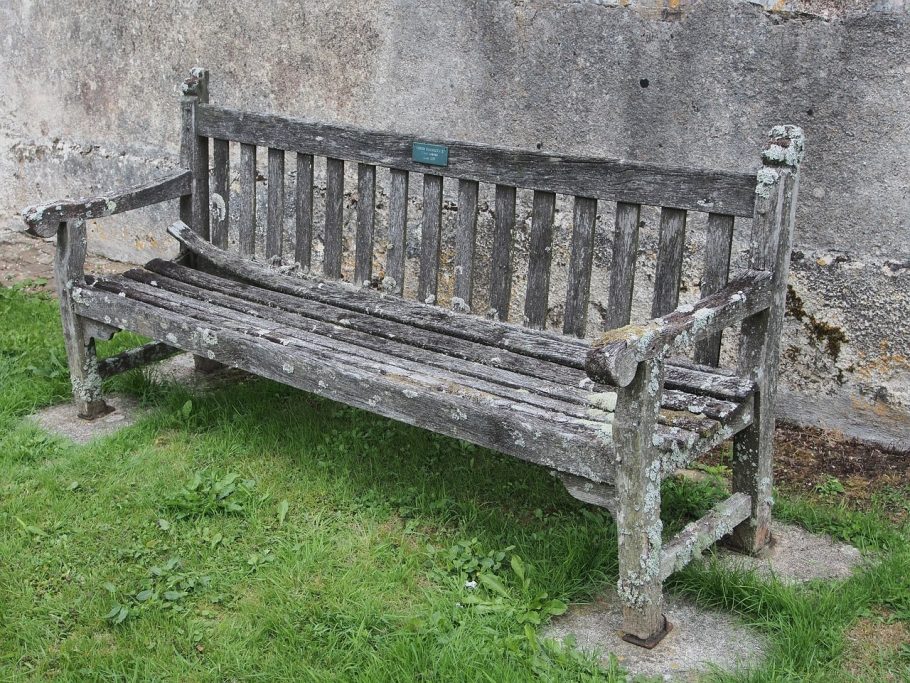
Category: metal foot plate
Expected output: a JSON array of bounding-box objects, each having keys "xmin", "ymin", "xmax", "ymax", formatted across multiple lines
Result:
[{"xmin": 621, "ymin": 616, "xmax": 673, "ymax": 649}]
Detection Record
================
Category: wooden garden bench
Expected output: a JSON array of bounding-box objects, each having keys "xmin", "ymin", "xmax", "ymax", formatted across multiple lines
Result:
[{"xmin": 22, "ymin": 68, "xmax": 803, "ymax": 648}]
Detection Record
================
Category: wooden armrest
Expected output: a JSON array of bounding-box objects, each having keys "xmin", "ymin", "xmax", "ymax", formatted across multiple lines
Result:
[
  {"xmin": 21, "ymin": 169, "xmax": 193, "ymax": 238},
  {"xmin": 585, "ymin": 270, "xmax": 774, "ymax": 386}
]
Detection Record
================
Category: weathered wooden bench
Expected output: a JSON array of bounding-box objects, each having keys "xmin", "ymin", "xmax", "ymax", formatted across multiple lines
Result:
[{"xmin": 22, "ymin": 68, "xmax": 803, "ymax": 648}]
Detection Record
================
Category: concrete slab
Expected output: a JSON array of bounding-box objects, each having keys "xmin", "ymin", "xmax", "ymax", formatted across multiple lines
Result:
[
  {"xmin": 27, "ymin": 354, "xmax": 247, "ymax": 444},
  {"xmin": 29, "ymin": 393, "xmax": 144, "ymax": 445},
  {"xmin": 545, "ymin": 593, "xmax": 767, "ymax": 682},
  {"xmin": 713, "ymin": 521, "xmax": 864, "ymax": 584}
]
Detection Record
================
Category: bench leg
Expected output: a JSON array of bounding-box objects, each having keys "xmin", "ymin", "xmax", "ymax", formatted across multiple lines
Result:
[
  {"xmin": 614, "ymin": 359, "xmax": 670, "ymax": 647},
  {"xmin": 730, "ymin": 311, "xmax": 774, "ymax": 554},
  {"xmin": 54, "ymin": 219, "xmax": 112, "ymax": 420}
]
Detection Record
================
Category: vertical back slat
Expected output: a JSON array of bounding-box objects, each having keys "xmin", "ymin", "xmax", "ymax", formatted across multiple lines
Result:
[
  {"xmin": 605, "ymin": 202, "xmax": 642, "ymax": 329},
  {"xmin": 651, "ymin": 207, "xmax": 688, "ymax": 318},
  {"xmin": 418, "ymin": 174, "xmax": 444, "ymax": 304},
  {"xmin": 453, "ymin": 179, "xmax": 479, "ymax": 312},
  {"xmin": 694, "ymin": 213, "xmax": 736, "ymax": 366},
  {"xmin": 490, "ymin": 184, "xmax": 516, "ymax": 321},
  {"xmin": 266, "ymin": 148, "xmax": 285, "ymax": 259},
  {"xmin": 211, "ymin": 138, "xmax": 230, "ymax": 249},
  {"xmin": 324, "ymin": 157, "xmax": 344, "ymax": 278},
  {"xmin": 563, "ymin": 196, "xmax": 597, "ymax": 337},
  {"xmin": 238, "ymin": 143, "xmax": 257, "ymax": 258},
  {"xmin": 355, "ymin": 163, "xmax": 377, "ymax": 286},
  {"xmin": 385, "ymin": 169, "xmax": 409, "ymax": 295},
  {"xmin": 295, "ymin": 153, "xmax": 314, "ymax": 269},
  {"xmin": 524, "ymin": 191, "xmax": 556, "ymax": 329}
]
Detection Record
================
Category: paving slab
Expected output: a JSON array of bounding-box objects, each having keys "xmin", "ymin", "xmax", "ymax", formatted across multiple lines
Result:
[
  {"xmin": 29, "ymin": 393, "xmax": 144, "ymax": 444},
  {"xmin": 27, "ymin": 354, "xmax": 246, "ymax": 444},
  {"xmin": 713, "ymin": 521, "xmax": 864, "ymax": 583},
  {"xmin": 545, "ymin": 592, "xmax": 767, "ymax": 682}
]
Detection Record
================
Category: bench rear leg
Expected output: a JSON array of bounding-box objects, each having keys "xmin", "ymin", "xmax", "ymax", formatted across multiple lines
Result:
[
  {"xmin": 730, "ymin": 134, "xmax": 801, "ymax": 554},
  {"xmin": 614, "ymin": 359, "xmax": 670, "ymax": 647},
  {"xmin": 54, "ymin": 219, "xmax": 112, "ymax": 420}
]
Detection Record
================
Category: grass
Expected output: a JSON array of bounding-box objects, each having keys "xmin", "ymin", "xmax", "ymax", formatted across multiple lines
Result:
[{"xmin": 1, "ymin": 281, "xmax": 908, "ymax": 681}]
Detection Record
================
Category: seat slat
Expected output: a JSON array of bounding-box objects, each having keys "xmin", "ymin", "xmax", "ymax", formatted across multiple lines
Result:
[
  {"xmin": 324, "ymin": 157, "xmax": 344, "ymax": 278},
  {"xmin": 385, "ymin": 169, "xmax": 409, "ymax": 295},
  {"xmin": 75, "ymin": 281, "xmax": 619, "ymax": 483},
  {"xmin": 238, "ymin": 143, "xmax": 257, "ymax": 257},
  {"xmin": 490, "ymin": 184, "xmax": 516, "ymax": 321},
  {"xmin": 211, "ymin": 138, "xmax": 230, "ymax": 249},
  {"xmin": 418, "ymin": 174, "xmax": 443, "ymax": 304},
  {"xmin": 266, "ymin": 147, "xmax": 285, "ymax": 259},
  {"xmin": 694, "ymin": 213, "xmax": 735, "ymax": 366},
  {"xmin": 295, "ymin": 153, "xmax": 314, "ymax": 269},
  {"xmin": 524, "ymin": 190, "xmax": 556, "ymax": 330},
  {"xmin": 453, "ymin": 179, "xmax": 479, "ymax": 312},
  {"xmin": 652, "ymin": 207, "xmax": 687, "ymax": 317},
  {"xmin": 355, "ymin": 163, "xmax": 376, "ymax": 286},
  {"xmin": 563, "ymin": 196, "xmax": 597, "ymax": 338},
  {"xmin": 110, "ymin": 270, "xmax": 730, "ymax": 441},
  {"xmin": 605, "ymin": 202, "xmax": 642, "ymax": 330}
]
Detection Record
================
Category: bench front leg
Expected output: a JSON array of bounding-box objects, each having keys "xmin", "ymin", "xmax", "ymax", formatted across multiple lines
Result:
[
  {"xmin": 614, "ymin": 358, "xmax": 670, "ymax": 647},
  {"xmin": 54, "ymin": 220, "xmax": 112, "ymax": 420}
]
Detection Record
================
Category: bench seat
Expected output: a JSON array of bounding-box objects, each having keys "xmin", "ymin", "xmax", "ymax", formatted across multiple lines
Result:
[{"xmin": 74, "ymin": 243, "xmax": 754, "ymax": 491}]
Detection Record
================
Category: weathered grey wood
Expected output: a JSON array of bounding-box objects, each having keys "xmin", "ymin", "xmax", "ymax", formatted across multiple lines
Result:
[
  {"xmin": 169, "ymin": 221, "xmax": 587, "ymax": 367},
  {"xmin": 238, "ymin": 143, "xmax": 257, "ymax": 258},
  {"xmin": 197, "ymin": 104, "xmax": 757, "ymax": 216},
  {"xmin": 418, "ymin": 174, "xmax": 444, "ymax": 304},
  {"xmin": 266, "ymin": 147, "xmax": 285, "ymax": 259},
  {"xmin": 355, "ymin": 163, "xmax": 376, "ymax": 286},
  {"xmin": 180, "ymin": 69, "xmax": 210, "ymax": 241},
  {"xmin": 211, "ymin": 139, "xmax": 230, "ymax": 249},
  {"xmin": 295, "ymin": 153, "xmax": 314, "ymax": 269},
  {"xmin": 490, "ymin": 185, "xmax": 516, "ymax": 321},
  {"xmin": 659, "ymin": 394, "xmax": 754, "ymax": 476},
  {"xmin": 659, "ymin": 492, "xmax": 752, "ymax": 581},
  {"xmin": 22, "ymin": 170, "xmax": 193, "ymax": 238},
  {"xmin": 614, "ymin": 359, "xmax": 668, "ymax": 646},
  {"xmin": 137, "ymin": 258, "xmax": 746, "ymax": 436},
  {"xmin": 168, "ymin": 220, "xmax": 764, "ymax": 407},
  {"xmin": 524, "ymin": 191, "xmax": 556, "ymax": 329},
  {"xmin": 563, "ymin": 196, "xmax": 597, "ymax": 337},
  {"xmin": 54, "ymin": 220, "xmax": 111, "ymax": 420},
  {"xmin": 651, "ymin": 207, "xmax": 687, "ymax": 318},
  {"xmin": 605, "ymin": 202, "xmax": 642, "ymax": 330},
  {"xmin": 663, "ymin": 363, "xmax": 755, "ymax": 402},
  {"xmin": 324, "ymin": 157, "xmax": 344, "ymax": 278},
  {"xmin": 453, "ymin": 179, "xmax": 479, "ymax": 312},
  {"xmin": 94, "ymin": 273, "xmax": 600, "ymax": 423},
  {"xmin": 71, "ymin": 284, "xmax": 618, "ymax": 483},
  {"xmin": 587, "ymin": 270, "xmax": 774, "ymax": 386},
  {"xmin": 731, "ymin": 126, "xmax": 803, "ymax": 554},
  {"xmin": 557, "ymin": 473, "xmax": 616, "ymax": 512},
  {"xmin": 97, "ymin": 341, "xmax": 180, "ymax": 379},
  {"xmin": 384, "ymin": 169, "xmax": 409, "ymax": 295},
  {"xmin": 694, "ymin": 213, "xmax": 735, "ymax": 366}
]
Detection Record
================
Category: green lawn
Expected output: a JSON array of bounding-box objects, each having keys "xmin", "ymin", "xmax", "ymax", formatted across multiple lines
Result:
[{"xmin": 1, "ymin": 282, "xmax": 907, "ymax": 682}]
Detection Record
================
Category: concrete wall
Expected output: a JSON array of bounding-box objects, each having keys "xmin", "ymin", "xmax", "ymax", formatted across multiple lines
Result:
[{"xmin": 2, "ymin": 0, "xmax": 908, "ymax": 446}]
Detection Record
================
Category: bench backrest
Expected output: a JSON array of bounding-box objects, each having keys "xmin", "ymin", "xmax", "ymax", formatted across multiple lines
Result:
[{"xmin": 180, "ymin": 70, "xmax": 769, "ymax": 365}]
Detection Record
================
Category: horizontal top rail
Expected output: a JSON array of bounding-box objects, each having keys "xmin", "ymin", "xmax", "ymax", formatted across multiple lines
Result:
[{"xmin": 196, "ymin": 104, "xmax": 757, "ymax": 216}]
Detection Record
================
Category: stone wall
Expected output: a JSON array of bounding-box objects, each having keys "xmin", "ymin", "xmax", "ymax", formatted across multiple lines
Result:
[{"xmin": 2, "ymin": 0, "xmax": 908, "ymax": 446}]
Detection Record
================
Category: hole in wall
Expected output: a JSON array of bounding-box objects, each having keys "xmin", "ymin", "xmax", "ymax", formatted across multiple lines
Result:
[{"xmin": 639, "ymin": 78, "xmax": 649, "ymax": 88}]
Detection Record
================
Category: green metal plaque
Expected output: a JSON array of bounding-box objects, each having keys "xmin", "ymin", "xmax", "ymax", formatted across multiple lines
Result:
[{"xmin": 412, "ymin": 142, "xmax": 449, "ymax": 167}]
